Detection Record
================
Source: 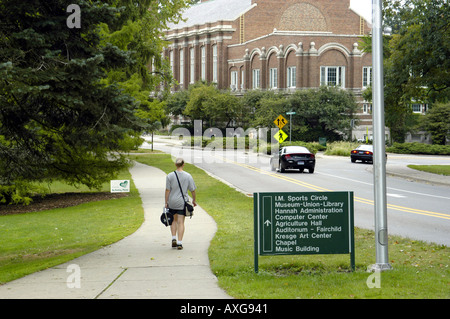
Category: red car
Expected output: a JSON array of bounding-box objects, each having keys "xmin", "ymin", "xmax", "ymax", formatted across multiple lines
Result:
[{"xmin": 270, "ymin": 146, "xmax": 316, "ymax": 173}]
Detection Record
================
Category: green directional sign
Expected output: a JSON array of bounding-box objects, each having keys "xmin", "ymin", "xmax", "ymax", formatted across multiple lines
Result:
[{"xmin": 254, "ymin": 192, "xmax": 355, "ymax": 272}]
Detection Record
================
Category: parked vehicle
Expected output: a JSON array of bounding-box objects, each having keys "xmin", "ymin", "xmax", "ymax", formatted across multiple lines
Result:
[
  {"xmin": 350, "ymin": 144, "xmax": 387, "ymax": 163},
  {"xmin": 270, "ymin": 146, "xmax": 315, "ymax": 173}
]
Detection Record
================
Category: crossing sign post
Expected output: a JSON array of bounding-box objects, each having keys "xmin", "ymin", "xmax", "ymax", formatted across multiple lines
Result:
[
  {"xmin": 273, "ymin": 129, "xmax": 288, "ymax": 143},
  {"xmin": 274, "ymin": 115, "xmax": 289, "ymax": 143},
  {"xmin": 274, "ymin": 115, "xmax": 288, "ymax": 129}
]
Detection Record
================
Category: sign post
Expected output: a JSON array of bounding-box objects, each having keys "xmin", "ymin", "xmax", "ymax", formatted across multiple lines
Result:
[
  {"xmin": 273, "ymin": 115, "xmax": 289, "ymax": 144},
  {"xmin": 254, "ymin": 192, "xmax": 355, "ymax": 273},
  {"xmin": 286, "ymin": 111, "xmax": 296, "ymax": 143},
  {"xmin": 274, "ymin": 115, "xmax": 288, "ymax": 130},
  {"xmin": 273, "ymin": 129, "xmax": 288, "ymax": 144},
  {"xmin": 110, "ymin": 180, "xmax": 130, "ymax": 193},
  {"xmin": 371, "ymin": 0, "xmax": 392, "ymax": 271}
]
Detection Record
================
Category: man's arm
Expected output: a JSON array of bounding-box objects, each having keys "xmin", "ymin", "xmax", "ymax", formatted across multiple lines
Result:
[
  {"xmin": 165, "ymin": 189, "xmax": 170, "ymax": 208},
  {"xmin": 191, "ymin": 190, "xmax": 197, "ymax": 206}
]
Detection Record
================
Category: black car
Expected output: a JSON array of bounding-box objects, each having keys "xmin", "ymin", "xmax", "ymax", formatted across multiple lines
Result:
[
  {"xmin": 351, "ymin": 145, "xmax": 374, "ymax": 163},
  {"xmin": 270, "ymin": 146, "xmax": 316, "ymax": 173}
]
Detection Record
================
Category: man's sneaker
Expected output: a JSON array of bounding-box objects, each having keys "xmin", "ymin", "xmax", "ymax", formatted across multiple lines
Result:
[
  {"xmin": 177, "ymin": 244, "xmax": 183, "ymax": 250},
  {"xmin": 172, "ymin": 239, "xmax": 177, "ymax": 248}
]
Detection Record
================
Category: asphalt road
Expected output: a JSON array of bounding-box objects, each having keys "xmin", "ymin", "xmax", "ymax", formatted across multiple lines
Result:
[{"xmin": 150, "ymin": 137, "xmax": 450, "ymax": 246}]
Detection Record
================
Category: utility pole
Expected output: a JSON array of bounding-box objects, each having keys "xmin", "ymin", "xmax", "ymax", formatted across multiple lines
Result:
[{"xmin": 370, "ymin": 0, "xmax": 392, "ymax": 272}]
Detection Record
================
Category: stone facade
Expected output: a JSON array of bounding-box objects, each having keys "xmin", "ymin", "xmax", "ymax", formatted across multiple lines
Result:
[{"xmin": 163, "ymin": 0, "xmax": 378, "ymax": 140}]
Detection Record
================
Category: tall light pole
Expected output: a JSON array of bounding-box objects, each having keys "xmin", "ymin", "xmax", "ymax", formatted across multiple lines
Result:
[
  {"xmin": 370, "ymin": 0, "xmax": 392, "ymax": 271},
  {"xmin": 286, "ymin": 111, "xmax": 296, "ymax": 143}
]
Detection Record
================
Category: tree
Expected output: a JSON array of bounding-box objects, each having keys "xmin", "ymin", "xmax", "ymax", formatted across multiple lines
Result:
[
  {"xmin": 0, "ymin": 0, "xmax": 189, "ymax": 204},
  {"xmin": 360, "ymin": 0, "xmax": 449, "ymax": 143},
  {"xmin": 289, "ymin": 87, "xmax": 358, "ymax": 142},
  {"xmin": 98, "ymin": 0, "xmax": 190, "ymax": 125},
  {"xmin": 246, "ymin": 87, "xmax": 357, "ymax": 142},
  {"xmin": 166, "ymin": 89, "xmax": 190, "ymax": 118},
  {"xmin": 183, "ymin": 83, "xmax": 220, "ymax": 128},
  {"xmin": 204, "ymin": 92, "xmax": 241, "ymax": 127},
  {"xmin": 250, "ymin": 91, "xmax": 288, "ymax": 129},
  {"xmin": 421, "ymin": 103, "xmax": 450, "ymax": 145},
  {"xmin": 387, "ymin": 0, "xmax": 450, "ymax": 103}
]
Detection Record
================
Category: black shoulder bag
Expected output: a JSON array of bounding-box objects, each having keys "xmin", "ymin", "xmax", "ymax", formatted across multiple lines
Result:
[{"xmin": 174, "ymin": 171, "xmax": 194, "ymax": 218}]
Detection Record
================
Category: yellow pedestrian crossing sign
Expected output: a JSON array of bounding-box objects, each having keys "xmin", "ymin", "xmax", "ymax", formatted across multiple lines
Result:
[
  {"xmin": 274, "ymin": 129, "xmax": 288, "ymax": 143},
  {"xmin": 274, "ymin": 115, "xmax": 288, "ymax": 129}
]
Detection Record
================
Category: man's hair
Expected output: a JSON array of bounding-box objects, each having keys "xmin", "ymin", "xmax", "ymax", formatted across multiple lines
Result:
[{"xmin": 175, "ymin": 158, "xmax": 185, "ymax": 168}]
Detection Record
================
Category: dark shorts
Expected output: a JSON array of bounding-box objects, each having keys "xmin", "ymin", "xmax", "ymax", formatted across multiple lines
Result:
[{"xmin": 169, "ymin": 208, "xmax": 186, "ymax": 216}]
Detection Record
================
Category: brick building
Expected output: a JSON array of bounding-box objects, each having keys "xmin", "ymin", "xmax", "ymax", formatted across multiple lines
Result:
[{"xmin": 163, "ymin": 0, "xmax": 378, "ymax": 140}]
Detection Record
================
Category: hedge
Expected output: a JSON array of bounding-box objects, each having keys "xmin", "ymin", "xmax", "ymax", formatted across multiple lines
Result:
[
  {"xmin": 386, "ymin": 142, "xmax": 450, "ymax": 155},
  {"xmin": 180, "ymin": 137, "xmax": 326, "ymax": 155}
]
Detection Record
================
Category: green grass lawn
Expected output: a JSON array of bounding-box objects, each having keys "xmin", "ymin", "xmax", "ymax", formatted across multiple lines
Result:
[
  {"xmin": 131, "ymin": 153, "xmax": 449, "ymax": 299},
  {"xmin": 0, "ymin": 169, "xmax": 144, "ymax": 284},
  {"xmin": 2, "ymin": 154, "xmax": 448, "ymax": 298},
  {"xmin": 408, "ymin": 165, "xmax": 450, "ymax": 176}
]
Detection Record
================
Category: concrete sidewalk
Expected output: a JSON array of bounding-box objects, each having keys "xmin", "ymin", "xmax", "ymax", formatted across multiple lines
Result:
[
  {"xmin": 0, "ymin": 162, "xmax": 231, "ymax": 299},
  {"xmin": 385, "ymin": 164, "xmax": 450, "ymax": 187}
]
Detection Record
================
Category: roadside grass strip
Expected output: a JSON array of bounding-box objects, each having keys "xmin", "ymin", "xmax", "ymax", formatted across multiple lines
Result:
[{"xmin": 131, "ymin": 154, "xmax": 449, "ymax": 299}]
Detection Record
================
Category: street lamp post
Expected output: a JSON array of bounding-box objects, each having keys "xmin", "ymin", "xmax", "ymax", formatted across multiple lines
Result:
[{"xmin": 370, "ymin": 0, "xmax": 392, "ymax": 272}]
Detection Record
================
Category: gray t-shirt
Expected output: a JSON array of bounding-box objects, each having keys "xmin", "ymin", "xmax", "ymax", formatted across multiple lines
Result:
[{"xmin": 166, "ymin": 171, "xmax": 196, "ymax": 210}]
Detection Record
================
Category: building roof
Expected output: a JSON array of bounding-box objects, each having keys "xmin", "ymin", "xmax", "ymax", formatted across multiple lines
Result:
[{"xmin": 167, "ymin": 0, "xmax": 254, "ymax": 30}]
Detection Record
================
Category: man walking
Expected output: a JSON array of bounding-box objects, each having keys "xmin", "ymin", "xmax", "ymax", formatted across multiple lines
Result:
[{"xmin": 165, "ymin": 158, "xmax": 197, "ymax": 250}]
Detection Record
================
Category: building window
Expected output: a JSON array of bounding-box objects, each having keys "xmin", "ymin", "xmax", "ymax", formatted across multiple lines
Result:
[
  {"xmin": 212, "ymin": 45, "xmax": 218, "ymax": 83},
  {"xmin": 241, "ymin": 70, "xmax": 245, "ymax": 90},
  {"xmin": 230, "ymin": 71, "xmax": 238, "ymax": 91},
  {"xmin": 321, "ymin": 66, "xmax": 345, "ymax": 88},
  {"xmin": 179, "ymin": 48, "xmax": 184, "ymax": 85},
  {"xmin": 363, "ymin": 103, "xmax": 372, "ymax": 114},
  {"xmin": 201, "ymin": 46, "xmax": 206, "ymax": 81},
  {"xmin": 412, "ymin": 104, "xmax": 421, "ymax": 113},
  {"xmin": 412, "ymin": 103, "xmax": 428, "ymax": 114},
  {"xmin": 169, "ymin": 50, "xmax": 174, "ymax": 75},
  {"xmin": 363, "ymin": 67, "xmax": 372, "ymax": 88},
  {"xmin": 252, "ymin": 69, "xmax": 260, "ymax": 89},
  {"xmin": 269, "ymin": 68, "xmax": 278, "ymax": 89},
  {"xmin": 287, "ymin": 66, "xmax": 296, "ymax": 88},
  {"xmin": 190, "ymin": 47, "xmax": 195, "ymax": 84}
]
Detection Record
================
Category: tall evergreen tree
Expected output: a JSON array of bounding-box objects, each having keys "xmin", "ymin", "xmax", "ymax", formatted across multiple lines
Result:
[{"xmin": 0, "ymin": 0, "xmax": 188, "ymax": 203}]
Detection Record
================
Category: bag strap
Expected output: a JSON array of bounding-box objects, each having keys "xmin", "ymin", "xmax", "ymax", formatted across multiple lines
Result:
[{"xmin": 174, "ymin": 171, "xmax": 187, "ymax": 204}]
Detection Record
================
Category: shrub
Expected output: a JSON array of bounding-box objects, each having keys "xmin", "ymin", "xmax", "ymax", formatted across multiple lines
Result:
[
  {"xmin": 181, "ymin": 136, "xmax": 258, "ymax": 150},
  {"xmin": 324, "ymin": 141, "xmax": 360, "ymax": 156},
  {"xmin": 386, "ymin": 143, "xmax": 450, "ymax": 155},
  {"xmin": 0, "ymin": 181, "xmax": 47, "ymax": 206},
  {"xmin": 256, "ymin": 141, "xmax": 325, "ymax": 155}
]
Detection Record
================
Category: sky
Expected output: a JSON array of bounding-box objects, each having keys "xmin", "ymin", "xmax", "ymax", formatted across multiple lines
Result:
[{"xmin": 350, "ymin": 0, "xmax": 372, "ymax": 23}]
